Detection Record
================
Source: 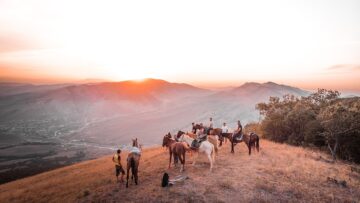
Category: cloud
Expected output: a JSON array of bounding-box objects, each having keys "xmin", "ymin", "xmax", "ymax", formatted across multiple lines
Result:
[
  {"xmin": 327, "ymin": 64, "xmax": 360, "ymax": 71},
  {"xmin": 0, "ymin": 32, "xmax": 40, "ymax": 53}
]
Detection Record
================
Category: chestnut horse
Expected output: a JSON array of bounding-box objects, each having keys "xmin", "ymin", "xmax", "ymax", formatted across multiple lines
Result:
[
  {"xmin": 192, "ymin": 124, "xmax": 203, "ymax": 133},
  {"xmin": 126, "ymin": 138, "xmax": 141, "ymax": 188},
  {"xmin": 209, "ymin": 128, "xmax": 232, "ymax": 147},
  {"xmin": 226, "ymin": 132, "xmax": 260, "ymax": 155},
  {"xmin": 162, "ymin": 133, "xmax": 188, "ymax": 172}
]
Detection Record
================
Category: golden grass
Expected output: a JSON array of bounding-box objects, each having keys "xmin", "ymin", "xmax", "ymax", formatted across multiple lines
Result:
[{"xmin": 0, "ymin": 140, "xmax": 359, "ymax": 203}]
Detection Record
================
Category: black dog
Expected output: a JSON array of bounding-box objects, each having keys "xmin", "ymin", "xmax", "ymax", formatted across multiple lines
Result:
[{"xmin": 161, "ymin": 172, "xmax": 169, "ymax": 187}]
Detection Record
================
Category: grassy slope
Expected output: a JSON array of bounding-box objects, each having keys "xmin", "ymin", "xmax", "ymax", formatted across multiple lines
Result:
[{"xmin": 0, "ymin": 140, "xmax": 359, "ymax": 203}]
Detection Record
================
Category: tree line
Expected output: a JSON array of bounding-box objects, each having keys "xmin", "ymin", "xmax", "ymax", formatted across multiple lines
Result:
[{"xmin": 254, "ymin": 89, "xmax": 360, "ymax": 163}]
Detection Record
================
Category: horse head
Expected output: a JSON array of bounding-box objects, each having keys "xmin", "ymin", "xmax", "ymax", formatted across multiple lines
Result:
[
  {"xmin": 177, "ymin": 130, "xmax": 185, "ymax": 138},
  {"xmin": 162, "ymin": 133, "xmax": 172, "ymax": 147},
  {"xmin": 132, "ymin": 138, "xmax": 139, "ymax": 147}
]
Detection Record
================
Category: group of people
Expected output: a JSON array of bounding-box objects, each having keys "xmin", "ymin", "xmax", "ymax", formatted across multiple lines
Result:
[
  {"xmin": 111, "ymin": 117, "xmax": 245, "ymax": 183},
  {"xmin": 191, "ymin": 117, "xmax": 244, "ymax": 142}
]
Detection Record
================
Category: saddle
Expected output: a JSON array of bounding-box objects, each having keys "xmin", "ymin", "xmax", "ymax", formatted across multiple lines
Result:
[
  {"xmin": 233, "ymin": 133, "xmax": 243, "ymax": 141},
  {"xmin": 191, "ymin": 135, "xmax": 207, "ymax": 149}
]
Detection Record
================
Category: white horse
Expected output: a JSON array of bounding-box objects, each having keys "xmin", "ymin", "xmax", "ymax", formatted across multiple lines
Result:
[{"xmin": 179, "ymin": 134, "xmax": 215, "ymax": 171}]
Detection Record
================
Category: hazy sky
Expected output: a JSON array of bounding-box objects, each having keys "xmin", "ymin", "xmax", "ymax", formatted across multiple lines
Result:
[{"xmin": 0, "ymin": 0, "xmax": 359, "ymax": 91}]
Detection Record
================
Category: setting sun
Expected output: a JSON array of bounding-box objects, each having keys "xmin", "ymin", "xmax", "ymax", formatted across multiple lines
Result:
[
  {"xmin": 0, "ymin": 0, "xmax": 359, "ymax": 92},
  {"xmin": 0, "ymin": 1, "xmax": 359, "ymax": 202}
]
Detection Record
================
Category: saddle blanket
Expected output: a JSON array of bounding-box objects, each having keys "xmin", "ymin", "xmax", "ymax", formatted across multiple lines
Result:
[{"xmin": 130, "ymin": 147, "xmax": 141, "ymax": 155}]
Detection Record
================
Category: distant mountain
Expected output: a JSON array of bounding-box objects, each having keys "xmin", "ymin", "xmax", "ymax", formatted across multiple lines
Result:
[
  {"xmin": 0, "ymin": 79, "xmax": 211, "ymax": 121},
  {"xmin": 216, "ymin": 81, "xmax": 309, "ymax": 103},
  {"xmin": 0, "ymin": 82, "xmax": 72, "ymax": 96},
  {"xmin": 0, "ymin": 79, "xmax": 314, "ymax": 183}
]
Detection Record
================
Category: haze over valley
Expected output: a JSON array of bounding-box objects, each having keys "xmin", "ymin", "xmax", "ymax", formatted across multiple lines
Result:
[{"xmin": 0, "ymin": 79, "xmax": 311, "ymax": 183}]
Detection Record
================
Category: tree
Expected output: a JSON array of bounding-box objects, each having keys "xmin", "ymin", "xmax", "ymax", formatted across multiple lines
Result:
[
  {"xmin": 318, "ymin": 98, "xmax": 360, "ymax": 161},
  {"xmin": 256, "ymin": 88, "xmax": 360, "ymax": 163}
]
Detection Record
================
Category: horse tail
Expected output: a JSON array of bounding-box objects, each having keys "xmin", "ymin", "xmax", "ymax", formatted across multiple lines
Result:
[
  {"xmin": 256, "ymin": 136, "xmax": 260, "ymax": 152},
  {"xmin": 130, "ymin": 157, "xmax": 136, "ymax": 176}
]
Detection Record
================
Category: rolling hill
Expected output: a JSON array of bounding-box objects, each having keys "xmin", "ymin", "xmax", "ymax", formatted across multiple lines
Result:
[
  {"xmin": 0, "ymin": 79, "xmax": 311, "ymax": 184},
  {"xmin": 0, "ymin": 140, "xmax": 359, "ymax": 202}
]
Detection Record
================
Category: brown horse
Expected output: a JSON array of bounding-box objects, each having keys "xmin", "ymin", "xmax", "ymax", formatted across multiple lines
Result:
[
  {"xmin": 162, "ymin": 133, "xmax": 187, "ymax": 172},
  {"xmin": 126, "ymin": 138, "xmax": 141, "ymax": 188},
  {"xmin": 229, "ymin": 132, "xmax": 260, "ymax": 155},
  {"xmin": 192, "ymin": 124, "xmax": 203, "ymax": 133},
  {"xmin": 209, "ymin": 128, "xmax": 231, "ymax": 147}
]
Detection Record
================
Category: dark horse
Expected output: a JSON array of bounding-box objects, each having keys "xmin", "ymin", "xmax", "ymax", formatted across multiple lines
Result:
[
  {"xmin": 209, "ymin": 128, "xmax": 232, "ymax": 147},
  {"xmin": 162, "ymin": 133, "xmax": 188, "ymax": 172},
  {"xmin": 225, "ymin": 132, "xmax": 260, "ymax": 155},
  {"xmin": 126, "ymin": 138, "xmax": 141, "ymax": 188},
  {"xmin": 191, "ymin": 123, "xmax": 203, "ymax": 133}
]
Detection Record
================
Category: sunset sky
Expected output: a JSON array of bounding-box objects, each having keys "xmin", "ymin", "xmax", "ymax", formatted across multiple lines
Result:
[{"xmin": 0, "ymin": 0, "xmax": 359, "ymax": 91}]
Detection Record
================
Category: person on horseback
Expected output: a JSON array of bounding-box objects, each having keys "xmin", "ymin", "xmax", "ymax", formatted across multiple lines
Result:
[
  {"xmin": 205, "ymin": 117, "xmax": 214, "ymax": 134},
  {"xmin": 192, "ymin": 128, "xmax": 207, "ymax": 148},
  {"xmin": 191, "ymin": 122, "xmax": 196, "ymax": 133},
  {"xmin": 221, "ymin": 122, "xmax": 228, "ymax": 133},
  {"xmin": 233, "ymin": 120, "xmax": 243, "ymax": 141},
  {"xmin": 112, "ymin": 149, "xmax": 125, "ymax": 183}
]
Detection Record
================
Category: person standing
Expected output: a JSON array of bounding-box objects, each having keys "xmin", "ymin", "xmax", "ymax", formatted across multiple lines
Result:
[{"xmin": 112, "ymin": 149, "xmax": 125, "ymax": 183}]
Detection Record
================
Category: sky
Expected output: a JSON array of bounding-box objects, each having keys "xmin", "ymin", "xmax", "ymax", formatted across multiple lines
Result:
[{"xmin": 0, "ymin": 0, "xmax": 359, "ymax": 91}]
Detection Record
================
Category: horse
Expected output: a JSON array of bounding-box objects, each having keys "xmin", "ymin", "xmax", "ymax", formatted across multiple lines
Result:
[
  {"xmin": 209, "ymin": 128, "xmax": 229, "ymax": 147},
  {"xmin": 192, "ymin": 124, "xmax": 203, "ymax": 133},
  {"xmin": 178, "ymin": 130, "xmax": 218, "ymax": 153},
  {"xmin": 126, "ymin": 138, "xmax": 141, "ymax": 188},
  {"xmin": 229, "ymin": 132, "xmax": 260, "ymax": 155},
  {"xmin": 178, "ymin": 134, "xmax": 215, "ymax": 171},
  {"xmin": 162, "ymin": 133, "xmax": 188, "ymax": 172}
]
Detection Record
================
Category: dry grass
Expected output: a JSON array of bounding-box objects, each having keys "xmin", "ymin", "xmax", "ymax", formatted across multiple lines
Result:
[{"xmin": 0, "ymin": 140, "xmax": 359, "ymax": 203}]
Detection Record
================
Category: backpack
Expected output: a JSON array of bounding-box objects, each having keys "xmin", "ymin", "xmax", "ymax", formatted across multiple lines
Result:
[{"xmin": 161, "ymin": 172, "xmax": 169, "ymax": 187}]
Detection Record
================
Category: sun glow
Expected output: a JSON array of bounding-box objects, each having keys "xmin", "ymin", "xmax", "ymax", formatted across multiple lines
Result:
[{"xmin": 0, "ymin": 0, "xmax": 359, "ymax": 91}]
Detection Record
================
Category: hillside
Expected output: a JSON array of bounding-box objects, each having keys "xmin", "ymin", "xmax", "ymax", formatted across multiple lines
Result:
[
  {"xmin": 0, "ymin": 140, "xmax": 359, "ymax": 202},
  {"xmin": 0, "ymin": 80, "xmax": 313, "ymax": 184}
]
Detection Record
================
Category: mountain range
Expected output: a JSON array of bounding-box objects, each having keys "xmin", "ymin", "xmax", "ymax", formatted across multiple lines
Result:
[{"xmin": 0, "ymin": 78, "xmax": 310, "ymax": 183}]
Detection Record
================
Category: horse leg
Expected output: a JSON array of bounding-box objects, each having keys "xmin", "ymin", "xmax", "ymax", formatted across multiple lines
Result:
[
  {"xmin": 248, "ymin": 142, "xmax": 251, "ymax": 155},
  {"xmin": 173, "ymin": 153, "xmax": 178, "ymax": 167},
  {"xmin": 256, "ymin": 138, "xmax": 260, "ymax": 152},
  {"xmin": 134, "ymin": 163, "xmax": 138, "ymax": 185},
  {"xmin": 169, "ymin": 151, "xmax": 172, "ymax": 169},
  {"xmin": 183, "ymin": 151, "xmax": 186, "ymax": 171},
  {"xmin": 126, "ymin": 162, "xmax": 130, "ymax": 188},
  {"xmin": 207, "ymin": 152, "xmax": 213, "ymax": 172},
  {"xmin": 178, "ymin": 153, "xmax": 184, "ymax": 172},
  {"xmin": 231, "ymin": 140, "xmax": 234, "ymax": 153},
  {"xmin": 192, "ymin": 152, "xmax": 198, "ymax": 166},
  {"xmin": 214, "ymin": 142, "xmax": 218, "ymax": 155},
  {"xmin": 212, "ymin": 145, "xmax": 215, "ymax": 164}
]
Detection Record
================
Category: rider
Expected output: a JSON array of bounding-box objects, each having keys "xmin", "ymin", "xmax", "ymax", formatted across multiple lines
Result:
[
  {"xmin": 191, "ymin": 122, "xmax": 196, "ymax": 133},
  {"xmin": 207, "ymin": 117, "xmax": 214, "ymax": 134},
  {"xmin": 221, "ymin": 122, "xmax": 229, "ymax": 133},
  {"xmin": 197, "ymin": 128, "xmax": 207, "ymax": 141},
  {"xmin": 233, "ymin": 120, "xmax": 243, "ymax": 141}
]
